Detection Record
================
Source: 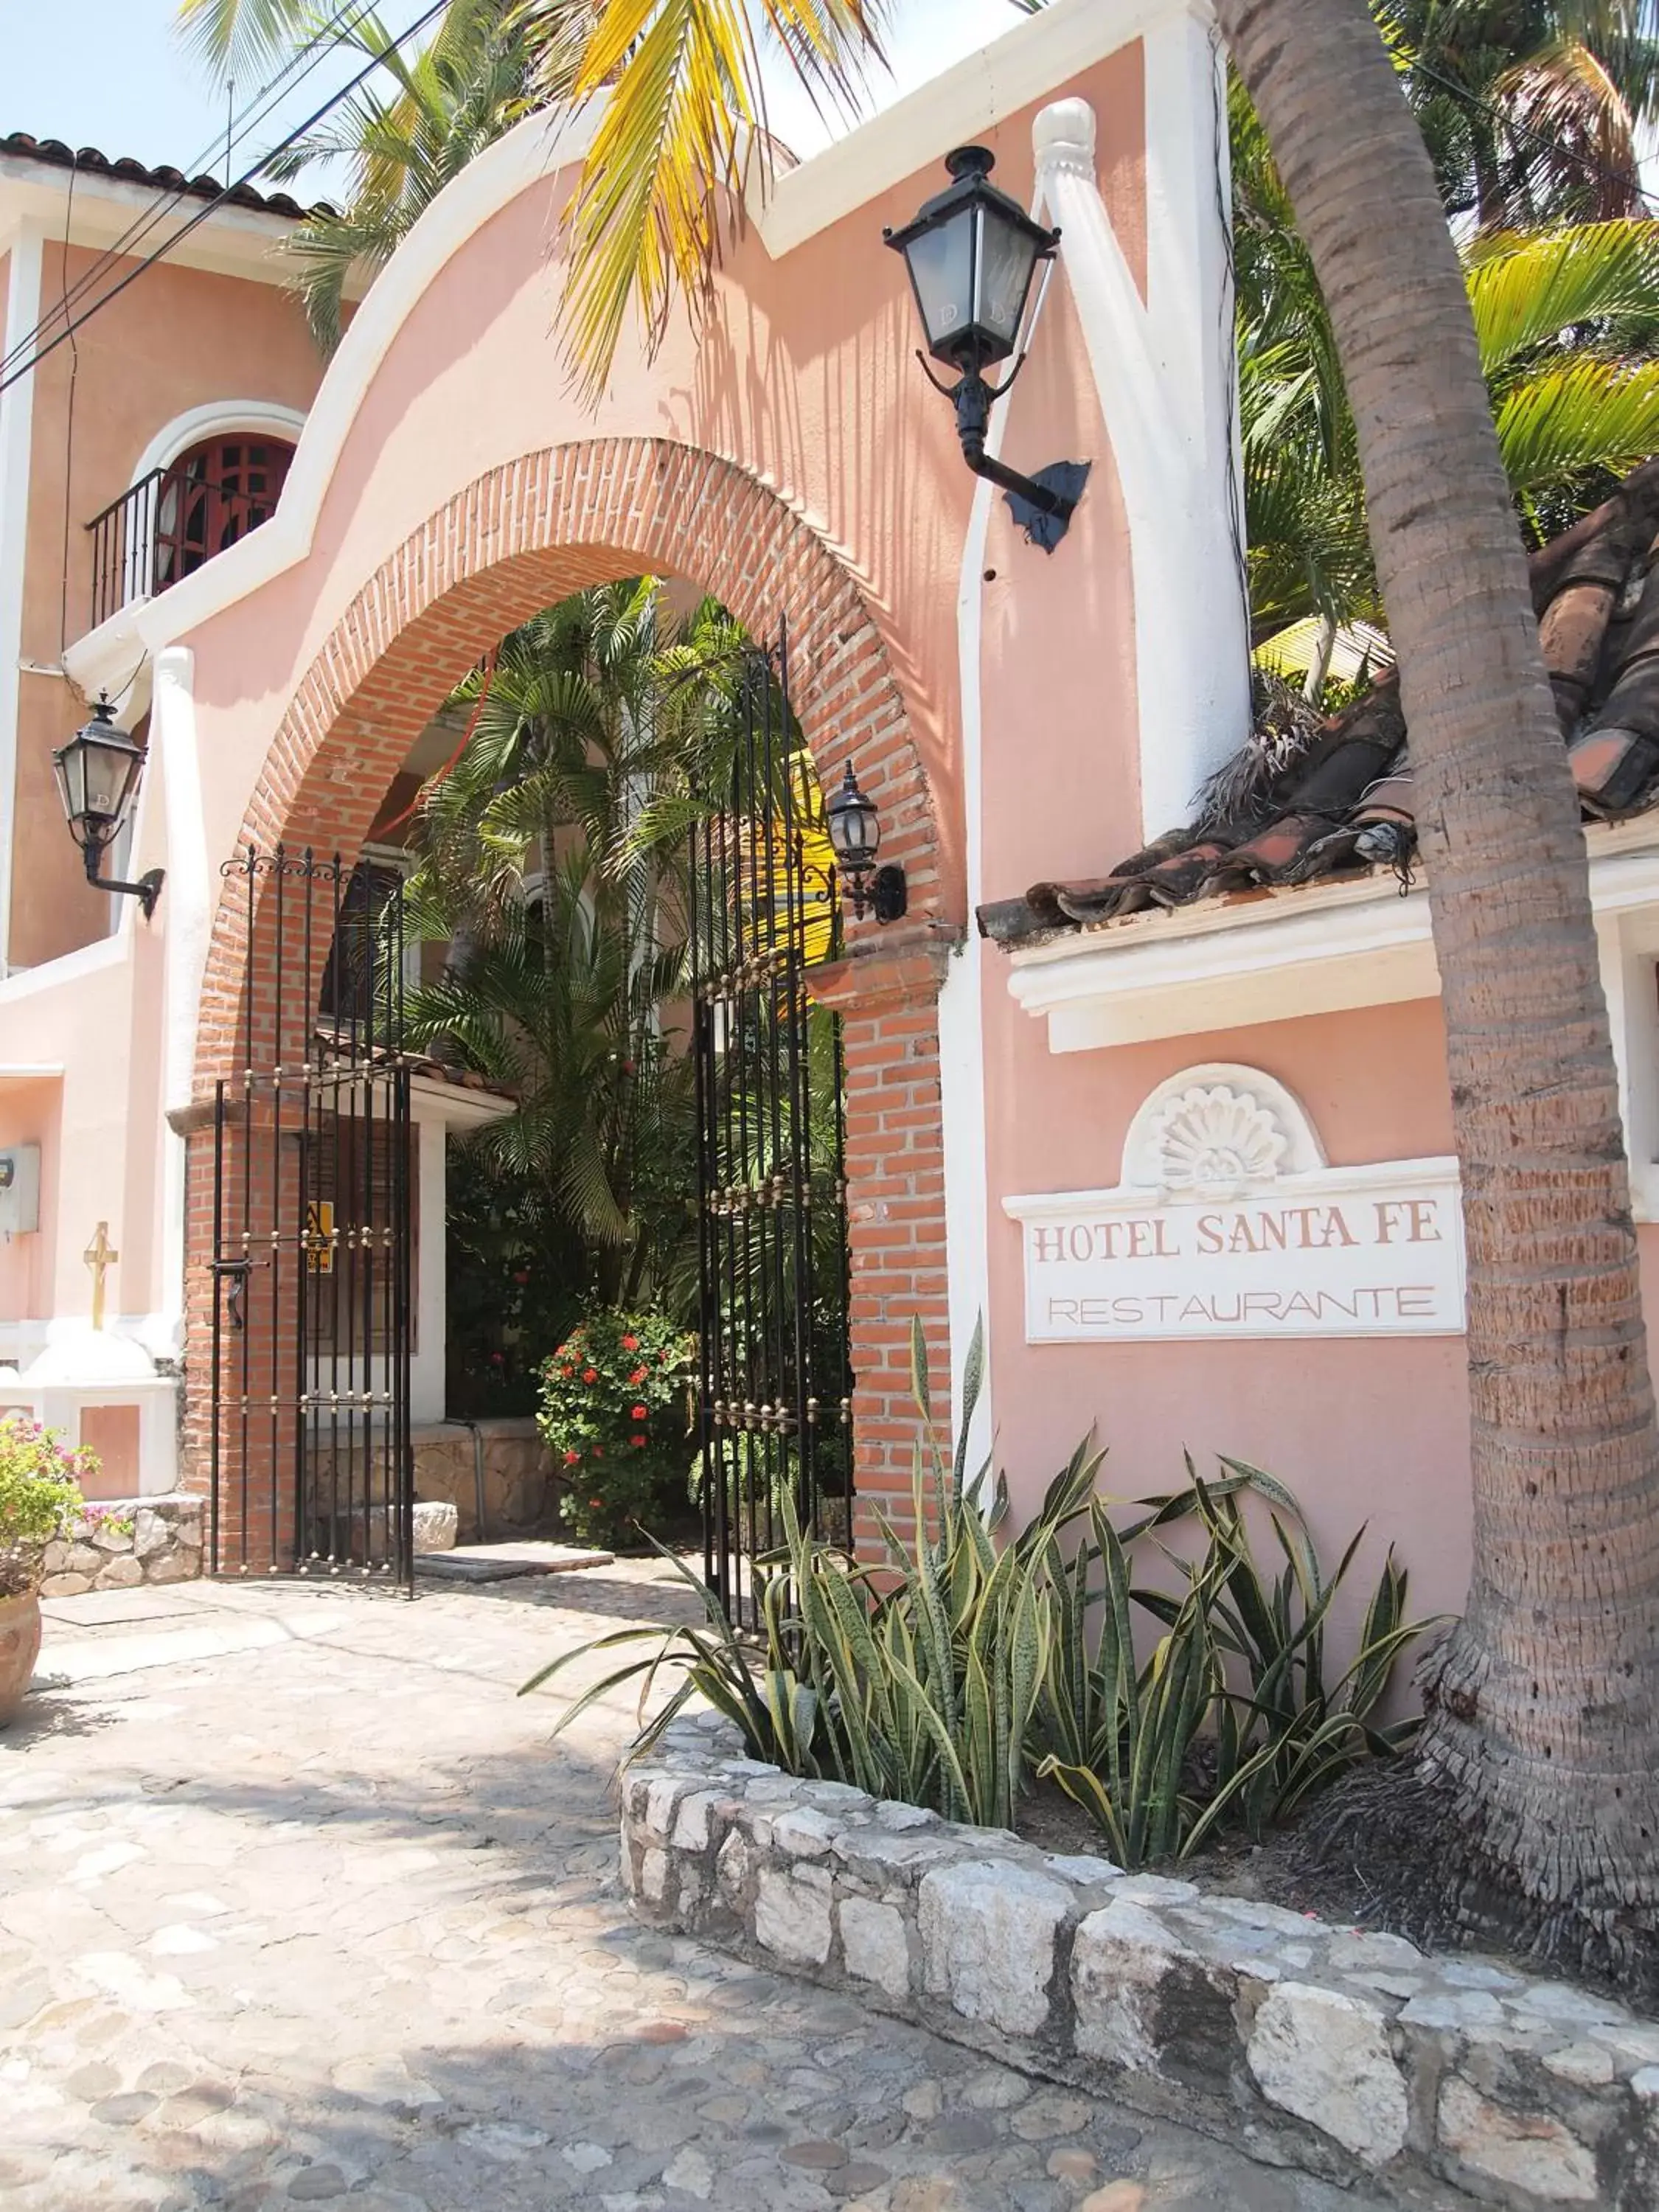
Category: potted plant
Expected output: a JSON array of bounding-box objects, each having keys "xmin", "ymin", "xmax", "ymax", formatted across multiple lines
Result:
[
  {"xmin": 538, "ymin": 1310, "xmax": 694, "ymax": 1550},
  {"xmin": 0, "ymin": 1414, "xmax": 93, "ymax": 1725}
]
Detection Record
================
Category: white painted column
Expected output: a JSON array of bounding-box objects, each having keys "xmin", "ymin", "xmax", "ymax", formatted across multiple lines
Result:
[
  {"xmin": 1599, "ymin": 912, "xmax": 1659, "ymax": 1222},
  {"xmin": 1034, "ymin": 43, "xmax": 1251, "ymax": 841},
  {"xmin": 155, "ymin": 646, "xmax": 207, "ymax": 1356},
  {"xmin": 0, "ymin": 223, "xmax": 44, "ymax": 981},
  {"xmin": 410, "ymin": 1111, "xmax": 448, "ymax": 1425}
]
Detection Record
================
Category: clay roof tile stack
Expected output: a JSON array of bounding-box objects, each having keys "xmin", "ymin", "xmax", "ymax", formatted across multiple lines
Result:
[
  {"xmin": 980, "ymin": 457, "xmax": 1659, "ymax": 949},
  {"xmin": 0, "ymin": 131, "xmax": 333, "ymax": 221}
]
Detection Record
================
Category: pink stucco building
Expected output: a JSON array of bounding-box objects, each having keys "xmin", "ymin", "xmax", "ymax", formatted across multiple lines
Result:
[{"xmin": 10, "ymin": 0, "xmax": 1646, "ymax": 1625}]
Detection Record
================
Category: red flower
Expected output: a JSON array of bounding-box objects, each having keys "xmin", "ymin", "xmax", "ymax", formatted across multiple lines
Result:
[
  {"xmin": 592, "ymin": 1445, "xmax": 604, "ymax": 1458},
  {"xmin": 583, "ymin": 1368, "xmax": 598, "ymax": 1384},
  {"xmin": 512, "ymin": 1270, "xmax": 530, "ymax": 1285},
  {"xmin": 589, "ymin": 1497, "xmax": 603, "ymax": 1509},
  {"xmin": 630, "ymin": 1367, "xmax": 648, "ymax": 1385},
  {"xmin": 490, "ymin": 1352, "xmax": 504, "ymax": 1366},
  {"xmin": 630, "ymin": 1405, "xmax": 647, "ymax": 1421},
  {"xmin": 631, "ymin": 1435, "xmax": 647, "ymax": 1448},
  {"xmin": 563, "ymin": 1449, "xmax": 580, "ymax": 1466},
  {"xmin": 621, "ymin": 1335, "xmax": 639, "ymax": 1351}
]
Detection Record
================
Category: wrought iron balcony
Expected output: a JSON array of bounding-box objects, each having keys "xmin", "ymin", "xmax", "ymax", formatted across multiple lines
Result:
[{"xmin": 86, "ymin": 437, "xmax": 293, "ymax": 633}]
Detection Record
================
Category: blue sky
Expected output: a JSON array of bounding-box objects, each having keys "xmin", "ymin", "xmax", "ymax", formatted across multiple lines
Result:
[{"xmin": 4, "ymin": 0, "xmax": 1024, "ymax": 186}]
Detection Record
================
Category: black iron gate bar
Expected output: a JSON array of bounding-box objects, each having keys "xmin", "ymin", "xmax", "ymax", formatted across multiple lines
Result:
[
  {"xmin": 207, "ymin": 846, "xmax": 414, "ymax": 1592},
  {"xmin": 689, "ymin": 619, "xmax": 854, "ymax": 1628}
]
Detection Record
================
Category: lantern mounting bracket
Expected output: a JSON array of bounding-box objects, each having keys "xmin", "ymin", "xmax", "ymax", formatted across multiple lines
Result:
[
  {"xmin": 940, "ymin": 364, "xmax": 1091, "ymax": 553},
  {"xmin": 81, "ymin": 849, "xmax": 166, "ymax": 918}
]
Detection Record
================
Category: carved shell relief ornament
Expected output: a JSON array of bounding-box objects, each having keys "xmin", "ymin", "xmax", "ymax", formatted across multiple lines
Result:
[{"xmin": 1149, "ymin": 1085, "xmax": 1290, "ymax": 1203}]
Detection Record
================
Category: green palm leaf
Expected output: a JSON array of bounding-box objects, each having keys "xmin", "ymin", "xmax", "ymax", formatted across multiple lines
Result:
[
  {"xmin": 1470, "ymin": 219, "xmax": 1659, "ymax": 375},
  {"xmin": 1495, "ymin": 353, "xmax": 1659, "ymax": 490}
]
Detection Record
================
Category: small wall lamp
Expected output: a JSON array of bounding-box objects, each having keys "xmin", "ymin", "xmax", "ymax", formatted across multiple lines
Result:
[
  {"xmin": 52, "ymin": 695, "xmax": 164, "ymax": 917},
  {"xmin": 827, "ymin": 763, "xmax": 907, "ymax": 925},
  {"xmin": 885, "ymin": 145, "xmax": 1090, "ymax": 552}
]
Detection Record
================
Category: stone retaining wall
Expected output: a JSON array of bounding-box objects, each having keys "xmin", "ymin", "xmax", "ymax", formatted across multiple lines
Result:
[
  {"xmin": 411, "ymin": 1419, "xmax": 551, "ymax": 1543},
  {"xmin": 622, "ymin": 1715, "xmax": 1659, "ymax": 2211},
  {"xmin": 39, "ymin": 1495, "xmax": 203, "ymax": 1595}
]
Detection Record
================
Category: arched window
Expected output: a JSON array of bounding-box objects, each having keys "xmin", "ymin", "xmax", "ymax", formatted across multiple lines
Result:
[{"xmin": 152, "ymin": 434, "xmax": 295, "ymax": 593}]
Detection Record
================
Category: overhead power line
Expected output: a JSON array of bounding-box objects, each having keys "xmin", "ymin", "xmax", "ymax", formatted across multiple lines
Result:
[
  {"xmin": 1407, "ymin": 53, "xmax": 1659, "ymax": 220},
  {"xmin": 0, "ymin": 0, "xmax": 392, "ymax": 386},
  {"xmin": 0, "ymin": 0, "xmax": 451, "ymax": 402}
]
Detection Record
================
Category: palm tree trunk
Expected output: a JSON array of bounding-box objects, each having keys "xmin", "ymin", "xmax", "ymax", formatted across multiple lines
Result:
[{"xmin": 1211, "ymin": 0, "xmax": 1659, "ymax": 1978}]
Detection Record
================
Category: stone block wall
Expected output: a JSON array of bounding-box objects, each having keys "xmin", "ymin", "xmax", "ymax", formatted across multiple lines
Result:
[
  {"xmin": 622, "ymin": 1716, "xmax": 1659, "ymax": 2211},
  {"xmin": 411, "ymin": 1418, "xmax": 552, "ymax": 1543},
  {"xmin": 39, "ymin": 1495, "xmax": 204, "ymax": 1596}
]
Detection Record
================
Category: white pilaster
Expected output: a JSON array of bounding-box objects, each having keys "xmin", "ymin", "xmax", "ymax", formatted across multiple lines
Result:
[
  {"xmin": 155, "ymin": 646, "xmax": 206, "ymax": 1354},
  {"xmin": 1034, "ymin": 49, "xmax": 1251, "ymax": 841},
  {"xmin": 411, "ymin": 1115, "xmax": 448, "ymax": 1424},
  {"xmin": 0, "ymin": 222, "xmax": 44, "ymax": 979}
]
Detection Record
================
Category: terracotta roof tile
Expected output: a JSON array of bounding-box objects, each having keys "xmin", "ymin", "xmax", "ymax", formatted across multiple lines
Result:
[
  {"xmin": 0, "ymin": 132, "xmax": 333, "ymax": 221},
  {"xmin": 980, "ymin": 458, "xmax": 1659, "ymax": 950}
]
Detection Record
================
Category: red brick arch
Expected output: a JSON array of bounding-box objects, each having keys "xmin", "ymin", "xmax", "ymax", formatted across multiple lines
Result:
[{"xmin": 187, "ymin": 436, "xmax": 954, "ymax": 1538}]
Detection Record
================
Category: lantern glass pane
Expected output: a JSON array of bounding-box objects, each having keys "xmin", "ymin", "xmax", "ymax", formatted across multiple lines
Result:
[
  {"xmin": 54, "ymin": 740, "xmax": 88, "ymax": 825},
  {"xmin": 81, "ymin": 737, "xmax": 136, "ymax": 822},
  {"xmin": 843, "ymin": 804, "xmax": 877, "ymax": 861},
  {"xmin": 903, "ymin": 210, "xmax": 976, "ymax": 354},
  {"xmin": 974, "ymin": 206, "xmax": 1040, "ymax": 352}
]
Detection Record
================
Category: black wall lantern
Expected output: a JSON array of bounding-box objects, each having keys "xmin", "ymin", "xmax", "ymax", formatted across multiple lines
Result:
[
  {"xmin": 827, "ymin": 763, "xmax": 906, "ymax": 924},
  {"xmin": 885, "ymin": 145, "xmax": 1090, "ymax": 552},
  {"xmin": 52, "ymin": 696, "xmax": 165, "ymax": 918}
]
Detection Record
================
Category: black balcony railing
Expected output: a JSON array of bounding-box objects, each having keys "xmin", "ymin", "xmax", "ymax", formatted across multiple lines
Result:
[{"xmin": 86, "ymin": 438, "xmax": 293, "ymax": 633}]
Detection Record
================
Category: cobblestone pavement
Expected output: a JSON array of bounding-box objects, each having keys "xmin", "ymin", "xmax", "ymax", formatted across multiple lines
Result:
[{"xmin": 1, "ymin": 1567, "xmax": 1397, "ymax": 2212}]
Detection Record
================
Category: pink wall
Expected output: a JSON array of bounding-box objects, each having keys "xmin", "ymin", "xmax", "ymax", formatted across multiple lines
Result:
[
  {"xmin": 980, "ymin": 990, "xmax": 1477, "ymax": 1627},
  {"xmin": 0, "ymin": 1077, "xmax": 61, "ymax": 1324},
  {"xmin": 12, "ymin": 243, "xmax": 323, "ymax": 968},
  {"xmin": 173, "ymin": 46, "xmax": 1147, "ymax": 938}
]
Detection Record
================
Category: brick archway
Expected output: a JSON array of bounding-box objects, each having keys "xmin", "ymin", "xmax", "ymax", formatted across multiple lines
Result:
[{"xmin": 187, "ymin": 437, "xmax": 954, "ymax": 1542}]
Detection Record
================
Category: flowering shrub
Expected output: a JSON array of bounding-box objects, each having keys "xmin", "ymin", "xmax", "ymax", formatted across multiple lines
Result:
[
  {"xmin": 0, "ymin": 1416, "xmax": 94, "ymax": 1599},
  {"xmin": 538, "ymin": 1310, "xmax": 693, "ymax": 1547}
]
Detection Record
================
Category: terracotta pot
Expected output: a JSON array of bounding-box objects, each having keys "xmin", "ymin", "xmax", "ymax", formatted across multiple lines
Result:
[{"xmin": 0, "ymin": 1588, "xmax": 42, "ymax": 1727}]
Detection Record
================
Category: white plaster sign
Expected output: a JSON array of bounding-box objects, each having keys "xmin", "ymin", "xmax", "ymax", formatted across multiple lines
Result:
[{"xmin": 1004, "ymin": 1065, "xmax": 1466, "ymax": 1343}]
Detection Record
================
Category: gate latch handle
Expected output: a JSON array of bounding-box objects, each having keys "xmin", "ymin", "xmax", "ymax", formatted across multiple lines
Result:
[{"xmin": 211, "ymin": 1256, "xmax": 261, "ymax": 1334}]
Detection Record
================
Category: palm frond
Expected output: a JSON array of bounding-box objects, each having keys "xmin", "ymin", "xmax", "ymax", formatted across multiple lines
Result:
[
  {"xmin": 1495, "ymin": 353, "xmax": 1659, "ymax": 489},
  {"xmin": 1470, "ymin": 219, "xmax": 1659, "ymax": 376},
  {"xmin": 529, "ymin": 0, "xmax": 886, "ymax": 395}
]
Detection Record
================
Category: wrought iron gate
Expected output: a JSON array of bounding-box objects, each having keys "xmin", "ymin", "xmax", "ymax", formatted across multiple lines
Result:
[
  {"xmin": 207, "ymin": 848, "xmax": 415, "ymax": 1590},
  {"xmin": 689, "ymin": 624, "xmax": 854, "ymax": 1624}
]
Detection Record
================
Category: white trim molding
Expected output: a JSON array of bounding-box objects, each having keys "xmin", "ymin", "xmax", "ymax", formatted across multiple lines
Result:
[
  {"xmin": 129, "ymin": 400, "xmax": 307, "ymax": 490},
  {"xmin": 0, "ymin": 155, "xmax": 348, "ymax": 295},
  {"xmin": 64, "ymin": 110, "xmax": 602, "ymax": 697},
  {"xmin": 761, "ymin": 0, "xmax": 1214, "ymax": 257},
  {"xmin": 1005, "ymin": 828, "xmax": 1659, "ymax": 1225},
  {"xmin": 1008, "ymin": 871, "xmax": 1440, "ymax": 1051}
]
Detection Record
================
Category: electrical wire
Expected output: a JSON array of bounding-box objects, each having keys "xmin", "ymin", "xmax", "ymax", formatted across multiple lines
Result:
[
  {"xmin": 1406, "ymin": 52, "xmax": 1659, "ymax": 220},
  {"xmin": 0, "ymin": 0, "xmax": 399, "ymax": 389},
  {"xmin": 0, "ymin": 0, "xmax": 397, "ymax": 383},
  {"xmin": 0, "ymin": 0, "xmax": 453, "ymax": 405}
]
